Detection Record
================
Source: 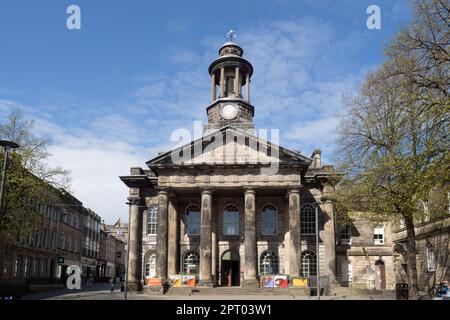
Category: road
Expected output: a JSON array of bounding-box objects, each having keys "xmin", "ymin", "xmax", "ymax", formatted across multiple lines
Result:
[{"xmin": 20, "ymin": 283, "xmax": 396, "ymax": 300}]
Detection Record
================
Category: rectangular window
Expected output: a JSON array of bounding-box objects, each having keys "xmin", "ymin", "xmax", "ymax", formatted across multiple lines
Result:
[
  {"xmin": 341, "ymin": 260, "xmax": 353, "ymax": 282},
  {"xmin": 223, "ymin": 211, "xmax": 239, "ymax": 235},
  {"xmin": 147, "ymin": 205, "xmax": 158, "ymax": 235},
  {"xmin": 374, "ymin": 225, "xmax": 384, "ymax": 245},
  {"xmin": 14, "ymin": 256, "xmax": 23, "ymax": 280},
  {"xmin": 339, "ymin": 224, "xmax": 352, "ymax": 245}
]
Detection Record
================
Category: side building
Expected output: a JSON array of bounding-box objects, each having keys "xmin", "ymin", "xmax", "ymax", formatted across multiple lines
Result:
[
  {"xmin": 335, "ymin": 217, "xmax": 395, "ymax": 290},
  {"xmin": 80, "ymin": 209, "xmax": 101, "ymax": 281},
  {"xmin": 393, "ymin": 214, "xmax": 449, "ymax": 292}
]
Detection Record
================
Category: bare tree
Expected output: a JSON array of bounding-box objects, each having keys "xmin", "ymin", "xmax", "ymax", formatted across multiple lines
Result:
[{"xmin": 335, "ymin": 0, "xmax": 449, "ymax": 299}]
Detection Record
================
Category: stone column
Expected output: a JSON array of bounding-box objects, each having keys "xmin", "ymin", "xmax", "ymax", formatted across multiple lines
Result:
[
  {"xmin": 234, "ymin": 67, "xmax": 240, "ymax": 97},
  {"xmin": 322, "ymin": 197, "xmax": 337, "ymax": 282},
  {"xmin": 167, "ymin": 197, "xmax": 178, "ymax": 276},
  {"xmin": 156, "ymin": 190, "xmax": 169, "ymax": 279},
  {"xmin": 246, "ymin": 73, "xmax": 250, "ymax": 103},
  {"xmin": 199, "ymin": 189, "xmax": 213, "ymax": 286},
  {"xmin": 244, "ymin": 188, "xmax": 258, "ymax": 286},
  {"xmin": 211, "ymin": 199, "xmax": 218, "ymax": 286},
  {"xmin": 127, "ymin": 198, "xmax": 143, "ymax": 291},
  {"xmin": 287, "ymin": 188, "xmax": 301, "ymax": 276},
  {"xmin": 219, "ymin": 67, "xmax": 225, "ymax": 98},
  {"xmin": 211, "ymin": 73, "xmax": 216, "ymax": 102}
]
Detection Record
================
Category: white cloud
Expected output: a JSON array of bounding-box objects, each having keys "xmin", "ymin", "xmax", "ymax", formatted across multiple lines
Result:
[
  {"xmin": 47, "ymin": 145, "xmax": 143, "ymax": 224},
  {"xmin": 1, "ymin": 17, "xmax": 374, "ymax": 224}
]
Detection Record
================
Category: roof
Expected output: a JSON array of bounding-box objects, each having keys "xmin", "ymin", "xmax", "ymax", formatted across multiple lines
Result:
[{"xmin": 146, "ymin": 125, "xmax": 312, "ymax": 172}]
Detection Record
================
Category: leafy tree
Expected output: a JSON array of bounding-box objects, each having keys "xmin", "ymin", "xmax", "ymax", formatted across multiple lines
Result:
[
  {"xmin": 0, "ymin": 109, "xmax": 71, "ymax": 189},
  {"xmin": 0, "ymin": 109, "xmax": 72, "ymax": 240},
  {"xmin": 335, "ymin": 0, "xmax": 449, "ymax": 298}
]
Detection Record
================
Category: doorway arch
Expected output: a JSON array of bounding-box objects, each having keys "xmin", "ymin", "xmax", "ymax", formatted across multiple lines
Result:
[
  {"xmin": 375, "ymin": 260, "xmax": 386, "ymax": 289},
  {"xmin": 221, "ymin": 250, "xmax": 240, "ymax": 287}
]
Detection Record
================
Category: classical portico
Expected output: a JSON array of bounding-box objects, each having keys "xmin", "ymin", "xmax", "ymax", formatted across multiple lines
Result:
[{"xmin": 120, "ymin": 33, "xmax": 337, "ymax": 290}]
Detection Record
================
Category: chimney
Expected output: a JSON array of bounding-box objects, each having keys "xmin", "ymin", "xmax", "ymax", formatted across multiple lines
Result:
[{"xmin": 311, "ymin": 149, "xmax": 321, "ymax": 169}]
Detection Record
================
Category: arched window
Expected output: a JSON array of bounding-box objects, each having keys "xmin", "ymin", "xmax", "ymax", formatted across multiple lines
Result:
[
  {"xmin": 261, "ymin": 204, "xmax": 278, "ymax": 235},
  {"xmin": 301, "ymin": 251, "xmax": 317, "ymax": 277},
  {"xmin": 186, "ymin": 205, "xmax": 201, "ymax": 235},
  {"xmin": 183, "ymin": 251, "xmax": 200, "ymax": 275},
  {"xmin": 223, "ymin": 205, "xmax": 239, "ymax": 235},
  {"xmin": 301, "ymin": 203, "xmax": 316, "ymax": 235},
  {"xmin": 260, "ymin": 251, "xmax": 279, "ymax": 275},
  {"xmin": 145, "ymin": 254, "xmax": 157, "ymax": 278},
  {"xmin": 427, "ymin": 245, "xmax": 436, "ymax": 272},
  {"xmin": 147, "ymin": 205, "xmax": 158, "ymax": 235}
]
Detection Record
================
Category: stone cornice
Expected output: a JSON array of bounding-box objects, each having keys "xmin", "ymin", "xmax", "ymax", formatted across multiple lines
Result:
[{"xmin": 127, "ymin": 197, "xmax": 145, "ymax": 206}]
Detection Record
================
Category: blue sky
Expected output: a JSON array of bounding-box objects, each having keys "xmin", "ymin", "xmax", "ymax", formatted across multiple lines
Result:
[{"xmin": 0, "ymin": 0, "xmax": 412, "ymax": 223}]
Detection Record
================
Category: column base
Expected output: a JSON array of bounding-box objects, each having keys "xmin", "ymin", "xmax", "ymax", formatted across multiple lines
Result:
[
  {"xmin": 127, "ymin": 280, "xmax": 143, "ymax": 292},
  {"xmin": 243, "ymin": 279, "xmax": 259, "ymax": 288}
]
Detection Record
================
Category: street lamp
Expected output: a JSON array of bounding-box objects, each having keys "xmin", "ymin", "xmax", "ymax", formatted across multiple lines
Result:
[
  {"xmin": 315, "ymin": 204, "xmax": 320, "ymax": 301},
  {"xmin": 0, "ymin": 140, "xmax": 20, "ymax": 220}
]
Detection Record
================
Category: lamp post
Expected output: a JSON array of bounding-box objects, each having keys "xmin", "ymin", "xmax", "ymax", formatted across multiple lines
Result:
[
  {"xmin": 0, "ymin": 140, "xmax": 20, "ymax": 220},
  {"xmin": 315, "ymin": 204, "xmax": 320, "ymax": 301},
  {"xmin": 0, "ymin": 140, "xmax": 19, "ymax": 285}
]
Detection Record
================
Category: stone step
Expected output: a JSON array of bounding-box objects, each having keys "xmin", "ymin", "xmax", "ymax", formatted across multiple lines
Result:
[{"xmin": 164, "ymin": 287, "xmax": 309, "ymax": 296}]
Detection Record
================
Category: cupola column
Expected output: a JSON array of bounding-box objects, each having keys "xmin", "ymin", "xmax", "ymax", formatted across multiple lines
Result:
[
  {"xmin": 211, "ymin": 72, "xmax": 216, "ymax": 102},
  {"xmin": 246, "ymin": 73, "xmax": 250, "ymax": 103},
  {"xmin": 219, "ymin": 67, "xmax": 225, "ymax": 98},
  {"xmin": 234, "ymin": 67, "xmax": 240, "ymax": 98}
]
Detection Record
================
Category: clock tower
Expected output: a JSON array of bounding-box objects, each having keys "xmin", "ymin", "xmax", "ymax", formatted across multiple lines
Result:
[{"xmin": 205, "ymin": 31, "xmax": 255, "ymax": 133}]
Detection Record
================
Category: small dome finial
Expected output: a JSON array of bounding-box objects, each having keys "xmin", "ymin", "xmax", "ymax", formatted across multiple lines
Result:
[{"xmin": 226, "ymin": 30, "xmax": 236, "ymax": 42}]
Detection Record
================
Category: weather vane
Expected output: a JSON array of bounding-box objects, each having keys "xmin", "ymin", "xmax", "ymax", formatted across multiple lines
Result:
[{"xmin": 227, "ymin": 30, "xmax": 236, "ymax": 42}]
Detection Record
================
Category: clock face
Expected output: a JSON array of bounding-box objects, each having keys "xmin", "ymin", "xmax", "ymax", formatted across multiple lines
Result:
[{"xmin": 221, "ymin": 104, "xmax": 238, "ymax": 120}]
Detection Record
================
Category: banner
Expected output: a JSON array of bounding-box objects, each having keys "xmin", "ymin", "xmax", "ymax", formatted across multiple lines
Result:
[
  {"xmin": 169, "ymin": 275, "xmax": 182, "ymax": 287},
  {"xmin": 183, "ymin": 275, "xmax": 196, "ymax": 288},
  {"xmin": 261, "ymin": 276, "xmax": 275, "ymax": 288},
  {"xmin": 146, "ymin": 278, "xmax": 162, "ymax": 286},
  {"xmin": 274, "ymin": 276, "xmax": 288, "ymax": 288}
]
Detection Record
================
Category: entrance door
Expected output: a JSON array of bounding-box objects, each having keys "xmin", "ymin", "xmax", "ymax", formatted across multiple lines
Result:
[
  {"xmin": 221, "ymin": 251, "xmax": 240, "ymax": 286},
  {"xmin": 375, "ymin": 260, "xmax": 386, "ymax": 289}
]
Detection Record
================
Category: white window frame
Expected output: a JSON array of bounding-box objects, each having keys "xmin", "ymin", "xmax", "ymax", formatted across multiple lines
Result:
[
  {"xmin": 260, "ymin": 251, "xmax": 279, "ymax": 275},
  {"xmin": 301, "ymin": 203, "xmax": 316, "ymax": 235},
  {"xmin": 339, "ymin": 224, "xmax": 352, "ymax": 245},
  {"xmin": 261, "ymin": 204, "xmax": 278, "ymax": 236},
  {"xmin": 301, "ymin": 250, "xmax": 317, "ymax": 278},
  {"xmin": 183, "ymin": 251, "xmax": 200, "ymax": 275},
  {"xmin": 145, "ymin": 254, "xmax": 157, "ymax": 278},
  {"xmin": 185, "ymin": 205, "xmax": 201, "ymax": 235},
  {"xmin": 374, "ymin": 225, "xmax": 384, "ymax": 245},
  {"xmin": 341, "ymin": 259, "xmax": 353, "ymax": 282},
  {"xmin": 147, "ymin": 205, "xmax": 158, "ymax": 235},
  {"xmin": 223, "ymin": 204, "xmax": 240, "ymax": 236},
  {"xmin": 426, "ymin": 245, "xmax": 436, "ymax": 272}
]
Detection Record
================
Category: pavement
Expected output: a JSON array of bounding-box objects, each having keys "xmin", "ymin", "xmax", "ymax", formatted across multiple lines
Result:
[{"xmin": 20, "ymin": 283, "xmax": 397, "ymax": 300}]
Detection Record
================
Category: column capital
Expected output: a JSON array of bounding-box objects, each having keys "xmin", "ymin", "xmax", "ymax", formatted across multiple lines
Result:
[
  {"xmin": 199, "ymin": 187, "xmax": 214, "ymax": 195},
  {"xmin": 127, "ymin": 197, "xmax": 145, "ymax": 206},
  {"xmin": 287, "ymin": 186, "xmax": 302, "ymax": 195},
  {"xmin": 156, "ymin": 187, "xmax": 169, "ymax": 196},
  {"xmin": 243, "ymin": 186, "xmax": 257, "ymax": 195}
]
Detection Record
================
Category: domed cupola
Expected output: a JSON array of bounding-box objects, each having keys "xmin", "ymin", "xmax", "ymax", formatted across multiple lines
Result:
[{"xmin": 205, "ymin": 31, "xmax": 255, "ymax": 133}]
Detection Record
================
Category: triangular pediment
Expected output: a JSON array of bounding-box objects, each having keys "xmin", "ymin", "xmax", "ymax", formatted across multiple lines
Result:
[{"xmin": 147, "ymin": 126, "xmax": 311, "ymax": 169}]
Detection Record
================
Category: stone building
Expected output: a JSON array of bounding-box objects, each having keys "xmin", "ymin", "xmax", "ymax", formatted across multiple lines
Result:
[
  {"xmin": 97, "ymin": 225, "xmax": 108, "ymax": 280},
  {"xmin": 120, "ymin": 37, "xmax": 340, "ymax": 290},
  {"xmin": 80, "ymin": 208, "xmax": 101, "ymax": 280},
  {"xmin": 335, "ymin": 217, "xmax": 395, "ymax": 290},
  {"xmin": 0, "ymin": 188, "xmax": 85, "ymax": 292},
  {"xmin": 393, "ymin": 215, "xmax": 450, "ymax": 291},
  {"xmin": 55, "ymin": 193, "xmax": 83, "ymax": 284},
  {"xmin": 105, "ymin": 218, "xmax": 128, "ymax": 251}
]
